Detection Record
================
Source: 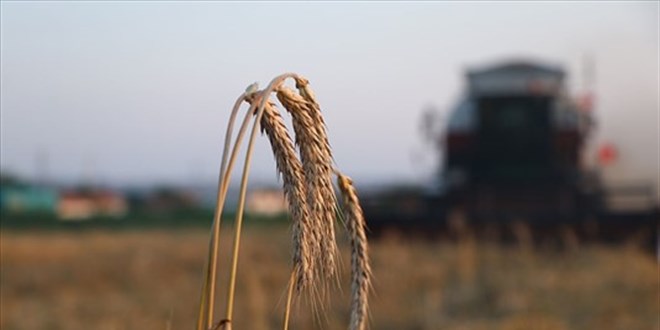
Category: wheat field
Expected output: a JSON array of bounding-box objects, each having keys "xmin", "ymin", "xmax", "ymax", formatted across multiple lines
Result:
[{"xmin": 1, "ymin": 226, "xmax": 656, "ymax": 330}]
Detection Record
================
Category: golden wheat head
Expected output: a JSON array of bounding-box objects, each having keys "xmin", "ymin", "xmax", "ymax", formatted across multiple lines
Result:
[
  {"xmin": 277, "ymin": 86, "xmax": 339, "ymax": 284},
  {"xmin": 246, "ymin": 92, "xmax": 315, "ymax": 292},
  {"xmin": 337, "ymin": 173, "xmax": 371, "ymax": 330}
]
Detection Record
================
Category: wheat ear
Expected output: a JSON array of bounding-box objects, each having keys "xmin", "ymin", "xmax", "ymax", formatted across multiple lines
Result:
[
  {"xmin": 337, "ymin": 173, "xmax": 371, "ymax": 330},
  {"xmin": 246, "ymin": 92, "xmax": 315, "ymax": 293},
  {"xmin": 291, "ymin": 78, "xmax": 339, "ymax": 276},
  {"xmin": 277, "ymin": 86, "xmax": 338, "ymax": 283}
]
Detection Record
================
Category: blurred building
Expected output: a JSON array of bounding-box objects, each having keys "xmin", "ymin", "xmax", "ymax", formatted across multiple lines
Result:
[
  {"xmin": 246, "ymin": 188, "xmax": 287, "ymax": 216},
  {"xmin": 0, "ymin": 185, "xmax": 58, "ymax": 214},
  {"xmin": 57, "ymin": 190, "xmax": 128, "ymax": 221}
]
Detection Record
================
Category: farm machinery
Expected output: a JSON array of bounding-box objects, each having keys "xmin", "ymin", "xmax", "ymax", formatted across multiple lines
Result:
[{"xmin": 363, "ymin": 60, "xmax": 658, "ymax": 246}]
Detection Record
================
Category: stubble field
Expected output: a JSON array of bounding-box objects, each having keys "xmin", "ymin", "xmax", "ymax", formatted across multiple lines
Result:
[{"xmin": 1, "ymin": 226, "xmax": 657, "ymax": 330}]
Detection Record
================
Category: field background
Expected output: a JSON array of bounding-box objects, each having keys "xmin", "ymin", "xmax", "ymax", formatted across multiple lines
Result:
[{"xmin": 1, "ymin": 225, "xmax": 657, "ymax": 330}]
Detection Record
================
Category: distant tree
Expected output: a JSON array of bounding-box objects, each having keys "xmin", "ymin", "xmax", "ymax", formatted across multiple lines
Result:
[{"xmin": 0, "ymin": 172, "xmax": 27, "ymax": 187}]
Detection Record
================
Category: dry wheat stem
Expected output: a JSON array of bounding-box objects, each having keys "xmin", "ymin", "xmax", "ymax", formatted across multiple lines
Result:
[
  {"xmin": 198, "ymin": 92, "xmax": 249, "ymax": 330},
  {"xmin": 337, "ymin": 173, "xmax": 371, "ymax": 330},
  {"xmin": 276, "ymin": 86, "xmax": 338, "ymax": 284},
  {"xmin": 222, "ymin": 98, "xmax": 270, "ymax": 321},
  {"xmin": 210, "ymin": 319, "xmax": 231, "ymax": 330},
  {"xmin": 199, "ymin": 89, "xmax": 262, "ymax": 329},
  {"xmin": 282, "ymin": 270, "xmax": 296, "ymax": 330}
]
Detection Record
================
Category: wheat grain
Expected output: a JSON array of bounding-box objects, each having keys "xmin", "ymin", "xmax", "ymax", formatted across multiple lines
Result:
[
  {"xmin": 337, "ymin": 173, "xmax": 371, "ymax": 330},
  {"xmin": 199, "ymin": 91, "xmax": 253, "ymax": 330}
]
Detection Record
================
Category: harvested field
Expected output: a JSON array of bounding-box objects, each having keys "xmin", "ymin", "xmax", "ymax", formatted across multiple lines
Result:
[{"xmin": 1, "ymin": 227, "xmax": 657, "ymax": 329}]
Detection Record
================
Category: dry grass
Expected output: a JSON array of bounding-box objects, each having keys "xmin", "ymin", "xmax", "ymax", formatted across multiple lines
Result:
[{"xmin": 2, "ymin": 228, "xmax": 657, "ymax": 330}]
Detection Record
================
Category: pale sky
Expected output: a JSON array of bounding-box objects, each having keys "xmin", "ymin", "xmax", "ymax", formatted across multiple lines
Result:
[{"xmin": 1, "ymin": 1, "xmax": 658, "ymax": 188}]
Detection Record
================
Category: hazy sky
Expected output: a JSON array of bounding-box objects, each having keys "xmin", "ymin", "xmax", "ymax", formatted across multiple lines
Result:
[{"xmin": 1, "ymin": 1, "xmax": 658, "ymax": 187}]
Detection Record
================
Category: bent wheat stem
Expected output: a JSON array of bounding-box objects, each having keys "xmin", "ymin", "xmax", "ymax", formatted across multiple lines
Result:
[
  {"xmin": 198, "ymin": 92, "xmax": 246, "ymax": 330},
  {"xmin": 199, "ymin": 89, "xmax": 260, "ymax": 330}
]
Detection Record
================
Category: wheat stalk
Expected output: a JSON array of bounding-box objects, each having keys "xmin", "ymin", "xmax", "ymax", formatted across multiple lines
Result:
[
  {"xmin": 198, "ymin": 89, "xmax": 259, "ymax": 330},
  {"xmin": 337, "ymin": 173, "xmax": 371, "ymax": 330},
  {"xmin": 276, "ymin": 86, "xmax": 338, "ymax": 283}
]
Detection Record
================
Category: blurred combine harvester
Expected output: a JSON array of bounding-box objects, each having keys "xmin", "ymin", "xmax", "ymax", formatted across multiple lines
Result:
[{"xmin": 364, "ymin": 59, "xmax": 658, "ymax": 246}]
